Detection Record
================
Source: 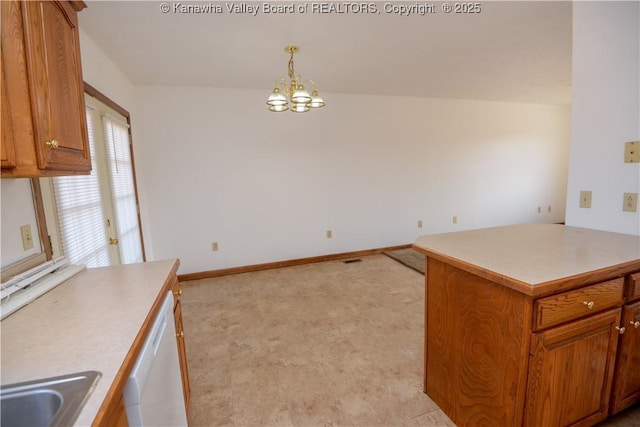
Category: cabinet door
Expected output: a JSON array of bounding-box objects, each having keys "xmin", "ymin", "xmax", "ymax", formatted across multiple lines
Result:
[
  {"xmin": 524, "ymin": 309, "xmax": 621, "ymax": 427},
  {"xmin": 174, "ymin": 300, "xmax": 191, "ymax": 411},
  {"xmin": 610, "ymin": 301, "xmax": 640, "ymax": 414},
  {"xmin": 22, "ymin": 0, "xmax": 90, "ymax": 172}
]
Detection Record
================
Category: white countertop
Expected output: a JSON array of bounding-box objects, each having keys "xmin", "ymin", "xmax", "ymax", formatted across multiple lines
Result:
[
  {"xmin": 0, "ymin": 259, "xmax": 179, "ymax": 426},
  {"xmin": 414, "ymin": 224, "xmax": 640, "ymax": 294}
]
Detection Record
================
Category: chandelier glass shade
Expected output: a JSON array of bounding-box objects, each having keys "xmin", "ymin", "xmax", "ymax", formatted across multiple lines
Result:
[{"xmin": 267, "ymin": 46, "xmax": 325, "ymax": 113}]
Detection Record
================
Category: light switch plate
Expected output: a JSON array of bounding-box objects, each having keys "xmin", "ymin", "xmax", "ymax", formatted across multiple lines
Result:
[
  {"xmin": 20, "ymin": 224, "xmax": 34, "ymax": 250},
  {"xmin": 623, "ymin": 193, "xmax": 638, "ymax": 212},
  {"xmin": 625, "ymin": 141, "xmax": 640, "ymax": 163},
  {"xmin": 579, "ymin": 191, "xmax": 592, "ymax": 209}
]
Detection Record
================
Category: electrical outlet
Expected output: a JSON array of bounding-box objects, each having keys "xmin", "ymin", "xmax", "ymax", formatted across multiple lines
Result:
[
  {"xmin": 452, "ymin": 216, "xmax": 458, "ymax": 224},
  {"xmin": 326, "ymin": 230, "xmax": 333, "ymax": 239},
  {"xmin": 20, "ymin": 224, "xmax": 34, "ymax": 250},
  {"xmin": 418, "ymin": 220, "xmax": 423, "ymax": 228},
  {"xmin": 623, "ymin": 193, "xmax": 638, "ymax": 212},
  {"xmin": 537, "ymin": 206, "xmax": 541, "ymax": 214},
  {"xmin": 212, "ymin": 242, "xmax": 219, "ymax": 251},
  {"xmin": 579, "ymin": 191, "xmax": 592, "ymax": 209},
  {"xmin": 624, "ymin": 141, "xmax": 640, "ymax": 163},
  {"xmin": 548, "ymin": 205, "xmax": 552, "ymax": 213}
]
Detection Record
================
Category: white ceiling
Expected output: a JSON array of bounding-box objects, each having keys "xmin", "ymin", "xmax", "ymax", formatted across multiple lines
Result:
[{"xmin": 79, "ymin": 1, "xmax": 572, "ymax": 105}]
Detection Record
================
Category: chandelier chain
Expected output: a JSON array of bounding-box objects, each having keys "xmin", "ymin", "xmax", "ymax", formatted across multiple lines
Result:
[{"xmin": 288, "ymin": 52, "xmax": 295, "ymax": 81}]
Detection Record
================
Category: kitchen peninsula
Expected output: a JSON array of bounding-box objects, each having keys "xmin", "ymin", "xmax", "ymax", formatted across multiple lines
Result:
[{"xmin": 413, "ymin": 224, "xmax": 640, "ymax": 426}]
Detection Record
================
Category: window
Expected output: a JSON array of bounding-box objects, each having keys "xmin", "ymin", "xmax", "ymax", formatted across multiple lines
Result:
[
  {"xmin": 103, "ymin": 115, "xmax": 143, "ymax": 264},
  {"xmin": 41, "ymin": 89, "xmax": 144, "ymax": 267}
]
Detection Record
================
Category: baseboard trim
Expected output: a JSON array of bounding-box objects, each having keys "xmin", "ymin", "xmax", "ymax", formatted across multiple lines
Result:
[{"xmin": 178, "ymin": 244, "xmax": 412, "ymax": 282}]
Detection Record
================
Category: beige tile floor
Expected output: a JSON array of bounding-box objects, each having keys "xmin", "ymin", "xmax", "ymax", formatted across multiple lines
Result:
[{"xmin": 181, "ymin": 254, "xmax": 640, "ymax": 427}]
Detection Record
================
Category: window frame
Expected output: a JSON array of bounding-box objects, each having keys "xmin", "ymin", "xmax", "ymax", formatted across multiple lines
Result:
[{"xmin": 33, "ymin": 82, "xmax": 146, "ymax": 263}]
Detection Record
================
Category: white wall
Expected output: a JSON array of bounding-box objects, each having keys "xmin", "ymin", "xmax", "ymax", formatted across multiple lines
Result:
[
  {"xmin": 1, "ymin": 27, "xmax": 571, "ymax": 276},
  {"xmin": 565, "ymin": 1, "xmax": 640, "ymax": 235},
  {"xmin": 1, "ymin": 179, "xmax": 42, "ymax": 267},
  {"xmin": 134, "ymin": 86, "xmax": 570, "ymax": 274}
]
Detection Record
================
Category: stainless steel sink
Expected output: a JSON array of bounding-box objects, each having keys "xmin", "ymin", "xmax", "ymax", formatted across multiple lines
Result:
[{"xmin": 1, "ymin": 370, "xmax": 101, "ymax": 427}]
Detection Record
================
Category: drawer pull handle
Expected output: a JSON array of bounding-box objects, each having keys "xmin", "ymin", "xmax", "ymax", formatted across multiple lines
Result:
[
  {"xmin": 176, "ymin": 331, "xmax": 184, "ymax": 338},
  {"xmin": 45, "ymin": 139, "xmax": 59, "ymax": 149},
  {"xmin": 616, "ymin": 326, "xmax": 626, "ymax": 335},
  {"xmin": 583, "ymin": 301, "xmax": 595, "ymax": 310},
  {"xmin": 173, "ymin": 289, "xmax": 182, "ymax": 297},
  {"xmin": 630, "ymin": 321, "xmax": 640, "ymax": 329}
]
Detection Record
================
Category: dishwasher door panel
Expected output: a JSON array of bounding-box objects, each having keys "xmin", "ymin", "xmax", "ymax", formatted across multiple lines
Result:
[{"xmin": 123, "ymin": 291, "xmax": 188, "ymax": 426}]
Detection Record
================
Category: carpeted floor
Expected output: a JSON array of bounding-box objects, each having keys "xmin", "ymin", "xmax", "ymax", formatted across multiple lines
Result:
[
  {"xmin": 180, "ymin": 254, "xmax": 640, "ymax": 427},
  {"xmin": 180, "ymin": 254, "xmax": 448, "ymax": 426}
]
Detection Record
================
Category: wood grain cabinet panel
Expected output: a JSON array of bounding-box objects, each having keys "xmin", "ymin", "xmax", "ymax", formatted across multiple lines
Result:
[
  {"xmin": 170, "ymin": 277, "xmax": 191, "ymax": 411},
  {"xmin": 174, "ymin": 300, "xmax": 191, "ymax": 411},
  {"xmin": 533, "ymin": 278, "xmax": 624, "ymax": 331},
  {"xmin": 1, "ymin": 55, "xmax": 17, "ymax": 168},
  {"xmin": 425, "ymin": 258, "xmax": 532, "ymax": 426},
  {"xmin": 610, "ymin": 300, "xmax": 640, "ymax": 414},
  {"xmin": 524, "ymin": 309, "xmax": 621, "ymax": 427},
  {"xmin": 1, "ymin": 0, "xmax": 90, "ymax": 177}
]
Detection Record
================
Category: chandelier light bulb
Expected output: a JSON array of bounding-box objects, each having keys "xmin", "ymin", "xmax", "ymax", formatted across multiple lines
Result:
[
  {"xmin": 269, "ymin": 104, "xmax": 289, "ymax": 112},
  {"xmin": 267, "ymin": 87, "xmax": 288, "ymax": 106},
  {"xmin": 309, "ymin": 90, "xmax": 325, "ymax": 108},
  {"xmin": 292, "ymin": 85, "xmax": 311, "ymax": 104},
  {"xmin": 291, "ymin": 102, "xmax": 311, "ymax": 113}
]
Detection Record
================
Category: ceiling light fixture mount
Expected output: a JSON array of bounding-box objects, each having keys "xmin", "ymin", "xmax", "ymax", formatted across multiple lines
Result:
[{"xmin": 266, "ymin": 45, "xmax": 325, "ymax": 113}]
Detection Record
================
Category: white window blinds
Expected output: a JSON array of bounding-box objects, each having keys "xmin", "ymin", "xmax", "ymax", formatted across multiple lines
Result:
[
  {"xmin": 103, "ymin": 116, "xmax": 143, "ymax": 264},
  {"xmin": 53, "ymin": 107, "xmax": 111, "ymax": 267},
  {"xmin": 52, "ymin": 98, "xmax": 144, "ymax": 268}
]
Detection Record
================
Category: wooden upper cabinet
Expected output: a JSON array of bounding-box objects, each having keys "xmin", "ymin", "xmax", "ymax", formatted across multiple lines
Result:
[
  {"xmin": 1, "ymin": 0, "xmax": 90, "ymax": 178},
  {"xmin": 1, "ymin": 54, "xmax": 17, "ymax": 168}
]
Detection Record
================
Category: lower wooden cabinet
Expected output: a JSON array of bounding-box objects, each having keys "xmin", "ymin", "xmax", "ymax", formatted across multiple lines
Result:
[
  {"xmin": 524, "ymin": 309, "xmax": 621, "ymax": 426},
  {"xmin": 610, "ymin": 300, "xmax": 640, "ymax": 414},
  {"xmin": 174, "ymin": 298, "xmax": 191, "ymax": 411},
  {"xmin": 171, "ymin": 279, "xmax": 191, "ymax": 411},
  {"xmin": 423, "ymin": 256, "xmax": 640, "ymax": 427}
]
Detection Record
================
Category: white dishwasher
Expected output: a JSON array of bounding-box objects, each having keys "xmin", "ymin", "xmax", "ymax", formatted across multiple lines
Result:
[{"xmin": 123, "ymin": 291, "xmax": 188, "ymax": 426}]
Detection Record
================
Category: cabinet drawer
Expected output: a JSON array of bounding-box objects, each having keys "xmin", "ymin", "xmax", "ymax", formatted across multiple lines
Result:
[
  {"xmin": 627, "ymin": 272, "xmax": 640, "ymax": 302},
  {"xmin": 534, "ymin": 278, "xmax": 624, "ymax": 330}
]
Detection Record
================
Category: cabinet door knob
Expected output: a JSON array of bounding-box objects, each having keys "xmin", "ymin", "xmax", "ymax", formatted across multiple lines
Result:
[
  {"xmin": 616, "ymin": 326, "xmax": 626, "ymax": 335},
  {"xmin": 176, "ymin": 331, "xmax": 184, "ymax": 338},
  {"xmin": 173, "ymin": 289, "xmax": 182, "ymax": 297},
  {"xmin": 109, "ymin": 237, "xmax": 119, "ymax": 245},
  {"xmin": 630, "ymin": 320, "xmax": 640, "ymax": 329},
  {"xmin": 45, "ymin": 139, "xmax": 59, "ymax": 149},
  {"xmin": 583, "ymin": 301, "xmax": 595, "ymax": 309}
]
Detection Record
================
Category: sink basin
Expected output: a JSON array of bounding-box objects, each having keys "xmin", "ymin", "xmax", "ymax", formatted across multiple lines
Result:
[{"xmin": 1, "ymin": 371, "xmax": 101, "ymax": 427}]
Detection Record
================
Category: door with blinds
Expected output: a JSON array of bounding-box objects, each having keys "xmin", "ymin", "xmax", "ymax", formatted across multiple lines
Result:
[{"xmin": 42, "ymin": 93, "xmax": 144, "ymax": 267}]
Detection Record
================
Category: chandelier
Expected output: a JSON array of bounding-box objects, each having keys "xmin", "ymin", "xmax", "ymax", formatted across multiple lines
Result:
[{"xmin": 266, "ymin": 46, "xmax": 325, "ymax": 113}]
